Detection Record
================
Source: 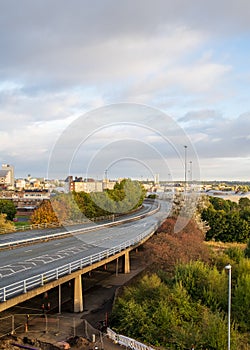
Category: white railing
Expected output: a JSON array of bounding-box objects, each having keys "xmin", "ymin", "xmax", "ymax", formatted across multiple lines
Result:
[
  {"xmin": 0, "ymin": 201, "xmax": 160, "ymax": 249},
  {"xmin": 107, "ymin": 327, "xmax": 155, "ymax": 350},
  {"xmin": 0, "ymin": 224, "xmax": 158, "ymax": 303}
]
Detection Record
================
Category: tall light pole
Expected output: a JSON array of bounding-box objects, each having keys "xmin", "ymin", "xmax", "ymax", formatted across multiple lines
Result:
[
  {"xmin": 189, "ymin": 161, "xmax": 192, "ymax": 182},
  {"xmin": 225, "ymin": 264, "xmax": 232, "ymax": 350},
  {"xmin": 184, "ymin": 145, "xmax": 187, "ymax": 191}
]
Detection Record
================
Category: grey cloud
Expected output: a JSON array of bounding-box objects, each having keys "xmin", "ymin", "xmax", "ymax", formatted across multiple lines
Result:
[
  {"xmin": 0, "ymin": 1, "xmax": 249, "ymax": 180},
  {"xmin": 179, "ymin": 110, "xmax": 222, "ymax": 122},
  {"xmin": 0, "ymin": 0, "xmax": 249, "ymax": 88},
  {"xmin": 184, "ymin": 112, "xmax": 250, "ymax": 158}
]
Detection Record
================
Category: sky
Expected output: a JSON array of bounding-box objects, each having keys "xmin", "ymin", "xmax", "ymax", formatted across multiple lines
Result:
[{"xmin": 0, "ymin": 0, "xmax": 250, "ymax": 182}]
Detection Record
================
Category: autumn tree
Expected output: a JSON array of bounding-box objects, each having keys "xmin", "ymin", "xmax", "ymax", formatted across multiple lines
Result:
[
  {"xmin": 0, "ymin": 213, "xmax": 15, "ymax": 233},
  {"xmin": 30, "ymin": 200, "xmax": 59, "ymax": 225},
  {"xmin": 144, "ymin": 217, "xmax": 210, "ymax": 273}
]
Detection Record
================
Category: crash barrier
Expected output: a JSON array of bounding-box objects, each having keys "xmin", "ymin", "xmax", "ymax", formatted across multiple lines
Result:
[
  {"xmin": 0, "ymin": 201, "xmax": 159, "ymax": 249},
  {"xmin": 107, "ymin": 327, "xmax": 155, "ymax": 350},
  {"xmin": 0, "ymin": 219, "xmax": 158, "ymax": 303}
]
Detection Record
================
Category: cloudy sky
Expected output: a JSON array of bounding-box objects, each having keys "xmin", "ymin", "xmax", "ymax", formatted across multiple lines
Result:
[{"xmin": 0, "ymin": 0, "xmax": 250, "ymax": 181}]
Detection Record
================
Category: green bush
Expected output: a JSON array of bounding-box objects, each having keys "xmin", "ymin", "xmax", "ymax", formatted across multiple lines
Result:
[{"xmin": 225, "ymin": 246, "xmax": 245, "ymax": 263}]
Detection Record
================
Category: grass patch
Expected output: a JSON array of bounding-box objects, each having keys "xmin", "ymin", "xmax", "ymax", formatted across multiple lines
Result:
[{"xmin": 205, "ymin": 241, "xmax": 246, "ymax": 253}]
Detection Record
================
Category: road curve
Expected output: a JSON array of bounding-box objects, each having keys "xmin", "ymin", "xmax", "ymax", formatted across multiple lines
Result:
[
  {"xmin": 0, "ymin": 201, "xmax": 157, "ymax": 249},
  {"xmin": 0, "ymin": 200, "xmax": 171, "ymax": 302}
]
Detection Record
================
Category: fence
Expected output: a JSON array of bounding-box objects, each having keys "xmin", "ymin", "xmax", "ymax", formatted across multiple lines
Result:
[
  {"xmin": 0, "ymin": 314, "xmax": 154, "ymax": 350},
  {"xmin": 0, "ymin": 313, "xmax": 99, "ymax": 340}
]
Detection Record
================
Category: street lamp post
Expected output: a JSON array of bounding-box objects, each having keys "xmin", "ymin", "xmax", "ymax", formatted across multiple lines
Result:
[
  {"xmin": 189, "ymin": 161, "xmax": 192, "ymax": 182},
  {"xmin": 184, "ymin": 145, "xmax": 187, "ymax": 191},
  {"xmin": 225, "ymin": 264, "xmax": 232, "ymax": 350}
]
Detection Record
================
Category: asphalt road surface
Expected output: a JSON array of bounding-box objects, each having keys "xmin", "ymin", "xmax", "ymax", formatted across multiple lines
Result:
[
  {"xmin": 0, "ymin": 201, "xmax": 156, "ymax": 246},
  {"xmin": 0, "ymin": 200, "xmax": 170, "ymax": 296}
]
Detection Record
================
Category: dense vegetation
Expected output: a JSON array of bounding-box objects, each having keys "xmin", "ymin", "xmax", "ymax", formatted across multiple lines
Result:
[
  {"xmin": 0, "ymin": 199, "xmax": 16, "ymax": 233},
  {"xmin": 0, "ymin": 213, "xmax": 15, "ymax": 233},
  {"xmin": 31, "ymin": 179, "xmax": 146, "ymax": 224},
  {"xmin": 74, "ymin": 178, "xmax": 146, "ymax": 218},
  {"xmin": 0, "ymin": 199, "xmax": 16, "ymax": 221},
  {"xmin": 201, "ymin": 196, "xmax": 250, "ymax": 242},
  {"xmin": 110, "ymin": 216, "xmax": 250, "ymax": 349}
]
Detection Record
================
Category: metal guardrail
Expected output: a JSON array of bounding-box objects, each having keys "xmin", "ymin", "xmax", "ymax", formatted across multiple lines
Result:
[
  {"xmin": 0, "ymin": 213, "xmax": 119, "ymax": 234},
  {"xmin": 0, "ymin": 223, "xmax": 158, "ymax": 303},
  {"xmin": 0, "ymin": 201, "xmax": 160, "ymax": 249}
]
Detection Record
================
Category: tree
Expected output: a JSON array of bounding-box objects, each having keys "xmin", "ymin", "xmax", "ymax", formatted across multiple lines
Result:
[
  {"xmin": 201, "ymin": 197, "xmax": 250, "ymax": 242},
  {"xmin": 245, "ymin": 238, "xmax": 250, "ymax": 258},
  {"xmin": 110, "ymin": 271, "xmax": 241, "ymax": 349},
  {"xmin": 73, "ymin": 178, "xmax": 146, "ymax": 219},
  {"xmin": 51, "ymin": 193, "xmax": 83, "ymax": 222},
  {"xmin": 233, "ymin": 259, "xmax": 250, "ymax": 331},
  {"xmin": 30, "ymin": 200, "xmax": 59, "ymax": 225},
  {"xmin": 209, "ymin": 196, "xmax": 232, "ymax": 212},
  {"xmin": 0, "ymin": 199, "xmax": 17, "ymax": 221},
  {"xmin": 240, "ymin": 207, "xmax": 250, "ymax": 223},
  {"xmin": 0, "ymin": 213, "xmax": 15, "ymax": 233},
  {"xmin": 225, "ymin": 212, "xmax": 249, "ymax": 242},
  {"xmin": 225, "ymin": 246, "xmax": 245, "ymax": 263},
  {"xmin": 239, "ymin": 197, "xmax": 250, "ymax": 210},
  {"xmin": 144, "ymin": 217, "xmax": 210, "ymax": 273},
  {"xmin": 202, "ymin": 208, "xmax": 228, "ymax": 241}
]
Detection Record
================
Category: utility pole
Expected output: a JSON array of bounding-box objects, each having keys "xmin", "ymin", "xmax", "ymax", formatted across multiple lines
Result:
[
  {"xmin": 184, "ymin": 145, "xmax": 187, "ymax": 191},
  {"xmin": 189, "ymin": 161, "xmax": 192, "ymax": 182}
]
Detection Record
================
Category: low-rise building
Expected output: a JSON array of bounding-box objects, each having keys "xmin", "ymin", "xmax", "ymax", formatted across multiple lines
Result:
[
  {"xmin": 64, "ymin": 176, "xmax": 116, "ymax": 193},
  {"xmin": 0, "ymin": 164, "xmax": 15, "ymax": 189}
]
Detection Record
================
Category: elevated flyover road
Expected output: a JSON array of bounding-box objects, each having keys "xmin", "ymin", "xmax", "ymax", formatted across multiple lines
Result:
[
  {"xmin": 0, "ymin": 200, "xmax": 171, "ymax": 312},
  {"xmin": 0, "ymin": 201, "xmax": 157, "ymax": 249}
]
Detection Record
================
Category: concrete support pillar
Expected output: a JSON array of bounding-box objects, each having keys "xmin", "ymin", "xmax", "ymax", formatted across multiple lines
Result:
[
  {"xmin": 58, "ymin": 284, "xmax": 61, "ymax": 314},
  {"xmin": 116, "ymin": 258, "xmax": 119, "ymax": 276},
  {"xmin": 122, "ymin": 251, "xmax": 130, "ymax": 274},
  {"xmin": 74, "ymin": 275, "xmax": 83, "ymax": 313}
]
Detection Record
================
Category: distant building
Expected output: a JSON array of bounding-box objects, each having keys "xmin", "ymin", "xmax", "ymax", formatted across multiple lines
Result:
[
  {"xmin": 102, "ymin": 179, "xmax": 116, "ymax": 190},
  {"xmin": 15, "ymin": 178, "xmax": 27, "ymax": 190},
  {"xmin": 0, "ymin": 170, "xmax": 9, "ymax": 187},
  {"xmin": 154, "ymin": 173, "xmax": 159, "ymax": 185},
  {"xmin": 1, "ymin": 164, "xmax": 14, "ymax": 188},
  {"xmin": 64, "ymin": 176, "xmax": 115, "ymax": 193}
]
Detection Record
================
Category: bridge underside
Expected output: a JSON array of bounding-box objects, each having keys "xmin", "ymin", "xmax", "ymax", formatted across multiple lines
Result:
[{"xmin": 0, "ymin": 246, "xmax": 134, "ymax": 313}]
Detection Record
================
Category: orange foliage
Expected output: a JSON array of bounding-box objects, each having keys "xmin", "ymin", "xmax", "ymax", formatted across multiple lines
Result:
[
  {"xmin": 144, "ymin": 216, "xmax": 210, "ymax": 273},
  {"xmin": 31, "ymin": 200, "xmax": 59, "ymax": 225}
]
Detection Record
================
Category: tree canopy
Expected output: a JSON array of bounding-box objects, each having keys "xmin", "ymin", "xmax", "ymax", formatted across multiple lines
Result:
[
  {"xmin": 30, "ymin": 200, "xmax": 59, "ymax": 225},
  {"xmin": 201, "ymin": 196, "xmax": 250, "ymax": 242},
  {"xmin": 30, "ymin": 179, "xmax": 146, "ymax": 224},
  {"xmin": 0, "ymin": 213, "xmax": 15, "ymax": 233},
  {"xmin": 0, "ymin": 199, "xmax": 17, "ymax": 221},
  {"xmin": 110, "ymin": 216, "xmax": 250, "ymax": 349}
]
